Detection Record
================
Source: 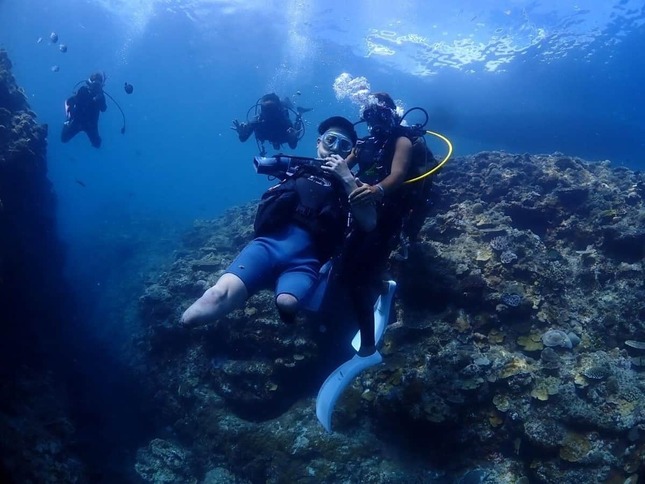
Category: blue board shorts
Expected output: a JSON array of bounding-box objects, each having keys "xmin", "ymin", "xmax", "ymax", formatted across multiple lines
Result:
[{"xmin": 225, "ymin": 223, "xmax": 322, "ymax": 303}]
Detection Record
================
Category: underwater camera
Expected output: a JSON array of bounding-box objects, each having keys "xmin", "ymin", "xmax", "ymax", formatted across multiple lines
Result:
[{"xmin": 253, "ymin": 154, "xmax": 324, "ymax": 176}]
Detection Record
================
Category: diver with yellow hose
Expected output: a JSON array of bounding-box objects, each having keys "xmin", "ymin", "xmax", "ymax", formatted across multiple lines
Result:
[{"xmin": 316, "ymin": 92, "xmax": 453, "ymax": 432}]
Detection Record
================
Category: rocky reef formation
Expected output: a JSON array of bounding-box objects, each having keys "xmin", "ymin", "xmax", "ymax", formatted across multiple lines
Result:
[
  {"xmin": 0, "ymin": 49, "xmax": 86, "ymax": 482},
  {"xmin": 137, "ymin": 150, "xmax": 645, "ymax": 483}
]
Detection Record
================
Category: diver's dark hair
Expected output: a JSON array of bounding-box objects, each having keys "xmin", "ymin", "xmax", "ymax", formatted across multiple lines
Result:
[
  {"xmin": 318, "ymin": 116, "xmax": 357, "ymax": 144},
  {"xmin": 89, "ymin": 72, "xmax": 104, "ymax": 84},
  {"xmin": 260, "ymin": 93, "xmax": 280, "ymax": 105}
]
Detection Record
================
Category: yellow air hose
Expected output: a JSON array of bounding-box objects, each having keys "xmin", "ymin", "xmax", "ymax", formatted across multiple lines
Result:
[{"xmin": 404, "ymin": 130, "xmax": 453, "ymax": 184}]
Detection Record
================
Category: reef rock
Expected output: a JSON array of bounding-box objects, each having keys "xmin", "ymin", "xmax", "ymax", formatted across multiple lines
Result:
[
  {"xmin": 0, "ymin": 49, "xmax": 84, "ymax": 482},
  {"xmin": 137, "ymin": 147, "xmax": 645, "ymax": 482}
]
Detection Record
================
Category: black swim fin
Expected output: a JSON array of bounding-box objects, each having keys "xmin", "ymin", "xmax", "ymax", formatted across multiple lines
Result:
[
  {"xmin": 297, "ymin": 106, "xmax": 313, "ymax": 115},
  {"xmin": 351, "ymin": 280, "xmax": 396, "ymax": 351}
]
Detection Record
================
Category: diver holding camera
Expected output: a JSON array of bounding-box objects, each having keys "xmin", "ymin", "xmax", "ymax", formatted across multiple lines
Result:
[
  {"xmin": 180, "ymin": 116, "xmax": 374, "ymax": 328},
  {"xmin": 254, "ymin": 124, "xmax": 356, "ymax": 177},
  {"xmin": 252, "ymin": 117, "xmax": 375, "ymax": 266},
  {"xmin": 182, "ymin": 115, "xmax": 404, "ymax": 434}
]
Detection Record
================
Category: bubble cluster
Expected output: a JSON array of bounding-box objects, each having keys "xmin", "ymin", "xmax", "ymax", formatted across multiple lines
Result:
[{"xmin": 333, "ymin": 73, "xmax": 371, "ymax": 107}]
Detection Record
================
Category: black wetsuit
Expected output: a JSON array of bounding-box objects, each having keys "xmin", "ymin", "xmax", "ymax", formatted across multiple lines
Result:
[
  {"xmin": 61, "ymin": 84, "xmax": 107, "ymax": 148},
  {"xmin": 339, "ymin": 200, "xmax": 405, "ymax": 350},
  {"xmin": 237, "ymin": 106, "xmax": 300, "ymax": 151},
  {"xmin": 337, "ymin": 133, "xmax": 411, "ymax": 351}
]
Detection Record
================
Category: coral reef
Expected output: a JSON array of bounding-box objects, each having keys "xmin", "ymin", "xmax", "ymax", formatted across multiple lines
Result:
[
  {"xmin": 0, "ymin": 49, "xmax": 86, "ymax": 482},
  {"xmin": 4, "ymin": 36, "xmax": 640, "ymax": 482},
  {"xmin": 136, "ymin": 150, "xmax": 645, "ymax": 482}
]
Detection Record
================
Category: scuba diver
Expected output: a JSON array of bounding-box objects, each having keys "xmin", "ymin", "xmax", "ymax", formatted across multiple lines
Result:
[
  {"xmin": 61, "ymin": 72, "xmax": 107, "ymax": 148},
  {"xmin": 339, "ymin": 92, "xmax": 431, "ymax": 356},
  {"xmin": 61, "ymin": 72, "xmax": 128, "ymax": 148},
  {"xmin": 352, "ymin": 92, "xmax": 439, "ymax": 259},
  {"xmin": 315, "ymin": 92, "xmax": 450, "ymax": 432},
  {"xmin": 180, "ymin": 115, "xmax": 375, "ymax": 330},
  {"xmin": 232, "ymin": 93, "xmax": 312, "ymax": 156},
  {"xmin": 313, "ymin": 93, "xmax": 415, "ymax": 431}
]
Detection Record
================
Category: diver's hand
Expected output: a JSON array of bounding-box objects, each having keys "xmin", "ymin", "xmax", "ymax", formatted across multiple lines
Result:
[
  {"xmin": 232, "ymin": 120, "xmax": 253, "ymax": 141},
  {"xmin": 231, "ymin": 119, "xmax": 244, "ymax": 133},
  {"xmin": 349, "ymin": 183, "xmax": 384, "ymax": 207},
  {"xmin": 293, "ymin": 117, "xmax": 304, "ymax": 133},
  {"xmin": 320, "ymin": 154, "xmax": 354, "ymax": 185}
]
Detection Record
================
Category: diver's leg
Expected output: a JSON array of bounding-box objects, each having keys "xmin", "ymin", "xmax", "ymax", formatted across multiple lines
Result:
[
  {"xmin": 274, "ymin": 261, "xmax": 319, "ymax": 323},
  {"xmin": 341, "ymin": 230, "xmax": 384, "ymax": 355},
  {"xmin": 180, "ymin": 273, "xmax": 248, "ymax": 327},
  {"xmin": 274, "ymin": 225, "xmax": 321, "ymax": 323},
  {"xmin": 351, "ymin": 284, "xmax": 378, "ymax": 356},
  {"xmin": 181, "ymin": 236, "xmax": 279, "ymax": 327},
  {"xmin": 275, "ymin": 265, "xmax": 319, "ymax": 315},
  {"xmin": 275, "ymin": 293, "xmax": 299, "ymax": 323},
  {"xmin": 61, "ymin": 121, "xmax": 80, "ymax": 143},
  {"xmin": 85, "ymin": 125, "xmax": 102, "ymax": 148}
]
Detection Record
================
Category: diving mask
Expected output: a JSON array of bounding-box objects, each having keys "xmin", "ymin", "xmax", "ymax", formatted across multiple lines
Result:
[
  {"xmin": 363, "ymin": 105, "xmax": 396, "ymax": 124},
  {"xmin": 321, "ymin": 130, "xmax": 354, "ymax": 156},
  {"xmin": 362, "ymin": 105, "xmax": 397, "ymax": 136}
]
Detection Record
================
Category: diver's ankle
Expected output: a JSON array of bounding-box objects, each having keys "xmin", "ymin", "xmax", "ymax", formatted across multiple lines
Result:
[{"xmin": 358, "ymin": 345, "xmax": 376, "ymax": 357}]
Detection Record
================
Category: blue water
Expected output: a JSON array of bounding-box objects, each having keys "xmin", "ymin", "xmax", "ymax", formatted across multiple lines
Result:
[
  {"xmin": 1, "ymin": 1, "xmax": 644, "ymax": 245},
  {"xmin": 1, "ymin": 0, "xmax": 644, "ymax": 477}
]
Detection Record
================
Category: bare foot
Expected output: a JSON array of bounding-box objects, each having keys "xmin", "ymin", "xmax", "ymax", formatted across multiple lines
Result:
[
  {"xmin": 180, "ymin": 274, "xmax": 247, "ymax": 328},
  {"xmin": 179, "ymin": 291, "xmax": 219, "ymax": 328}
]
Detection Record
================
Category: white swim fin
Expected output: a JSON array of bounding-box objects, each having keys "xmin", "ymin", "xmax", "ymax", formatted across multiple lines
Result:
[
  {"xmin": 315, "ymin": 351, "xmax": 383, "ymax": 432},
  {"xmin": 351, "ymin": 280, "xmax": 396, "ymax": 352}
]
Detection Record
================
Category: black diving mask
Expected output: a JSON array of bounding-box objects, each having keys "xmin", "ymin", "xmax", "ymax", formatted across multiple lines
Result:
[
  {"xmin": 363, "ymin": 106, "xmax": 395, "ymax": 125},
  {"xmin": 363, "ymin": 106, "xmax": 397, "ymax": 136}
]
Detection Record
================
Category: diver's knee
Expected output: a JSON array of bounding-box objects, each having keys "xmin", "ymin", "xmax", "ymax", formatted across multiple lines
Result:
[
  {"xmin": 276, "ymin": 293, "xmax": 298, "ymax": 324},
  {"xmin": 276, "ymin": 293, "xmax": 298, "ymax": 313}
]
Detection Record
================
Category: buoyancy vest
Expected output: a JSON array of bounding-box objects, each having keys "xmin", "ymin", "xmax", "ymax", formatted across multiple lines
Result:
[
  {"xmin": 353, "ymin": 135, "xmax": 396, "ymax": 185},
  {"xmin": 354, "ymin": 126, "xmax": 436, "ymax": 184},
  {"xmin": 253, "ymin": 165, "xmax": 350, "ymax": 262},
  {"xmin": 353, "ymin": 127, "xmax": 438, "ymax": 242}
]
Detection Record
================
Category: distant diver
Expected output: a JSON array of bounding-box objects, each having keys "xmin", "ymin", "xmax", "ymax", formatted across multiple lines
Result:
[
  {"xmin": 61, "ymin": 72, "xmax": 107, "ymax": 148},
  {"xmin": 61, "ymin": 71, "xmax": 129, "ymax": 148},
  {"xmin": 232, "ymin": 93, "xmax": 312, "ymax": 156}
]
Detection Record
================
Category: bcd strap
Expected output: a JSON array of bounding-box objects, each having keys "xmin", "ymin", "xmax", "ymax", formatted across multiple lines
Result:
[{"xmin": 253, "ymin": 170, "xmax": 350, "ymax": 262}]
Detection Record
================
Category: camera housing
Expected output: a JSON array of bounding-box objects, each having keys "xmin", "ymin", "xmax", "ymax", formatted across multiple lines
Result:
[{"xmin": 254, "ymin": 154, "xmax": 323, "ymax": 177}]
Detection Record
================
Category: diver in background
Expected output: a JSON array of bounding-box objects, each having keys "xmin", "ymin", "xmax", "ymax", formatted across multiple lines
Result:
[
  {"xmin": 232, "ymin": 93, "xmax": 311, "ymax": 155},
  {"xmin": 61, "ymin": 72, "xmax": 107, "ymax": 148}
]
